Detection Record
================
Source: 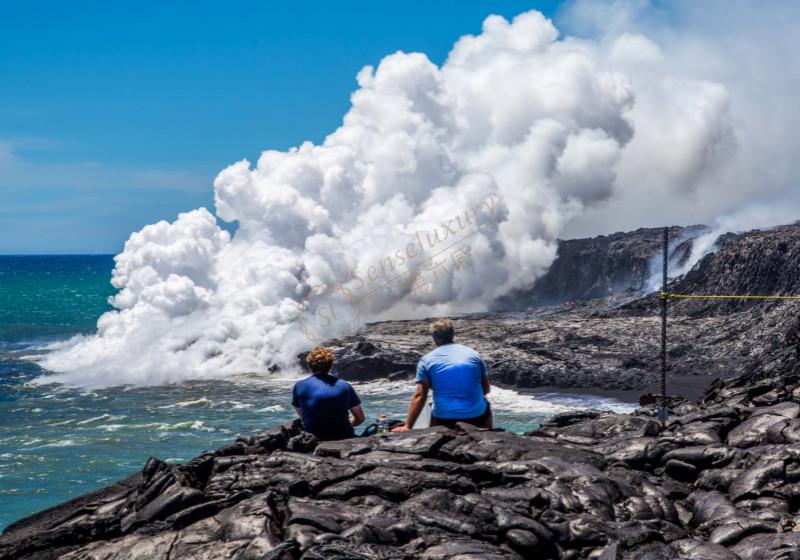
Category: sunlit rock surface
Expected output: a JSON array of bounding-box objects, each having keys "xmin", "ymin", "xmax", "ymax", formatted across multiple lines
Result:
[
  {"xmin": 327, "ymin": 225, "xmax": 800, "ymax": 394},
  {"xmin": 5, "ymin": 336, "xmax": 800, "ymax": 559}
]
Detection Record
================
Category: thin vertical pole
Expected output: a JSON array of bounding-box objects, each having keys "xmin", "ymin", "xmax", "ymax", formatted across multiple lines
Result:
[{"xmin": 659, "ymin": 227, "xmax": 669, "ymax": 425}]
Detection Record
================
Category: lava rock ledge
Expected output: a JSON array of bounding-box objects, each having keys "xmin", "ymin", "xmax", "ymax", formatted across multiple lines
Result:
[{"xmin": 5, "ymin": 355, "xmax": 800, "ymax": 559}]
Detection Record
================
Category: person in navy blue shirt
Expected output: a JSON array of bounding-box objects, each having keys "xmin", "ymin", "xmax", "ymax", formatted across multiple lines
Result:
[
  {"xmin": 292, "ymin": 347, "xmax": 365, "ymax": 440},
  {"xmin": 393, "ymin": 318, "xmax": 491, "ymax": 432}
]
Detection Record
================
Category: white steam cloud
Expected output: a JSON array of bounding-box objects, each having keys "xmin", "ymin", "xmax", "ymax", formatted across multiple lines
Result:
[
  {"xmin": 562, "ymin": 0, "xmax": 800, "ymax": 238},
  {"xmin": 38, "ymin": 5, "xmax": 797, "ymax": 387}
]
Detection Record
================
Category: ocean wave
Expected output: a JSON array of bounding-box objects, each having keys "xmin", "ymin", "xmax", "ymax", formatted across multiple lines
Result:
[
  {"xmin": 158, "ymin": 397, "xmax": 256, "ymax": 410},
  {"xmin": 351, "ymin": 380, "xmax": 415, "ymax": 396},
  {"xmin": 255, "ymin": 404, "xmax": 286, "ymax": 413},
  {"xmin": 24, "ymin": 438, "xmax": 82, "ymax": 450},
  {"xmin": 158, "ymin": 398, "xmax": 213, "ymax": 409},
  {"xmin": 100, "ymin": 420, "xmax": 216, "ymax": 432},
  {"xmin": 77, "ymin": 414, "xmax": 127, "ymax": 425},
  {"xmin": 38, "ymin": 439, "xmax": 78, "ymax": 448},
  {"xmin": 216, "ymin": 400, "xmax": 255, "ymax": 410},
  {"xmin": 170, "ymin": 420, "xmax": 217, "ymax": 432},
  {"xmin": 489, "ymin": 386, "xmax": 574, "ymax": 415},
  {"xmin": 46, "ymin": 419, "xmax": 77, "ymax": 427},
  {"xmin": 98, "ymin": 424, "xmax": 127, "ymax": 432},
  {"xmin": 533, "ymin": 393, "xmax": 638, "ymax": 414},
  {"xmin": 351, "ymin": 380, "xmax": 635, "ymax": 416}
]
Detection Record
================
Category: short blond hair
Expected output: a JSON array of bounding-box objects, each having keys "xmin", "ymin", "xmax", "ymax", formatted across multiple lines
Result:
[
  {"xmin": 306, "ymin": 347, "xmax": 334, "ymax": 374},
  {"xmin": 430, "ymin": 318, "xmax": 454, "ymax": 345}
]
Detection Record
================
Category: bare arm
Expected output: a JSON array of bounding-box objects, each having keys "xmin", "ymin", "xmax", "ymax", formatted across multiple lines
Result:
[
  {"xmin": 294, "ymin": 406, "xmax": 303, "ymax": 419},
  {"xmin": 482, "ymin": 376, "xmax": 491, "ymax": 395},
  {"xmin": 350, "ymin": 405, "xmax": 365, "ymax": 427},
  {"xmin": 393, "ymin": 381, "xmax": 429, "ymax": 432}
]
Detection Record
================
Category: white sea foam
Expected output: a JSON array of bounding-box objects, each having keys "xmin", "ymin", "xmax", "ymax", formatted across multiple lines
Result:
[
  {"xmin": 256, "ymin": 404, "xmax": 287, "ymax": 413},
  {"xmin": 171, "ymin": 420, "xmax": 216, "ymax": 432},
  {"xmin": 38, "ymin": 439, "xmax": 78, "ymax": 448},
  {"xmin": 158, "ymin": 398, "xmax": 213, "ymax": 409},
  {"xmin": 77, "ymin": 414, "xmax": 127, "ymax": 425},
  {"xmin": 100, "ymin": 420, "xmax": 216, "ymax": 432},
  {"xmin": 489, "ymin": 386, "xmax": 573, "ymax": 415},
  {"xmin": 98, "ymin": 424, "xmax": 128, "ymax": 432},
  {"xmin": 217, "ymin": 400, "xmax": 255, "ymax": 410},
  {"xmin": 25, "ymin": 439, "xmax": 82, "ymax": 450},
  {"xmin": 353, "ymin": 379, "xmax": 634, "ymax": 416},
  {"xmin": 46, "ymin": 419, "xmax": 77, "ymax": 427},
  {"xmin": 532, "ymin": 392, "xmax": 638, "ymax": 414}
]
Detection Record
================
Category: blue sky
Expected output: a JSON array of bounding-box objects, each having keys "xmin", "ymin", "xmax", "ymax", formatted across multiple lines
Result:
[{"xmin": 0, "ymin": 1, "xmax": 563, "ymax": 254}]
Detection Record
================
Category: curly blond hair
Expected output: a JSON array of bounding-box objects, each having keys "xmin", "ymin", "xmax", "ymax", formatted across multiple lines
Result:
[
  {"xmin": 306, "ymin": 347, "xmax": 334, "ymax": 374},
  {"xmin": 430, "ymin": 318, "xmax": 454, "ymax": 345}
]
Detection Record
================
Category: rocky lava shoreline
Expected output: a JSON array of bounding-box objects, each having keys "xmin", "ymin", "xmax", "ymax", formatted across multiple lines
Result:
[
  {"xmin": 325, "ymin": 302, "xmax": 795, "ymax": 395},
  {"xmin": 327, "ymin": 224, "xmax": 800, "ymax": 396},
  {"xmin": 5, "ymin": 330, "xmax": 800, "ymax": 559},
  {"xmin": 5, "ymin": 224, "xmax": 800, "ymax": 559}
]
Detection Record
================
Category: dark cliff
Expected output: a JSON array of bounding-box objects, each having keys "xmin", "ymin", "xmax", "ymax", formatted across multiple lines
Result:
[
  {"xmin": 668, "ymin": 223, "xmax": 800, "ymax": 316},
  {"xmin": 494, "ymin": 225, "xmax": 706, "ymax": 311},
  {"xmin": 327, "ymin": 223, "xmax": 800, "ymax": 394},
  {"xmin": 619, "ymin": 223, "xmax": 800, "ymax": 315}
]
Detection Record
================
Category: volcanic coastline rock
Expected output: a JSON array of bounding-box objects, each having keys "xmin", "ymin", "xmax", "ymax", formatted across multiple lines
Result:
[
  {"xmin": 6, "ymin": 326, "xmax": 800, "ymax": 559},
  {"xmin": 321, "ymin": 224, "xmax": 800, "ymax": 394},
  {"xmin": 6, "ymin": 224, "xmax": 800, "ymax": 558},
  {"xmin": 323, "ymin": 301, "xmax": 795, "ymax": 393},
  {"xmin": 494, "ymin": 225, "xmax": 704, "ymax": 310}
]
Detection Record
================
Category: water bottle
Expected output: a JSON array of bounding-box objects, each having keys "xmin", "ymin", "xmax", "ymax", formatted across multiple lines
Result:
[{"xmin": 378, "ymin": 414, "xmax": 389, "ymax": 434}]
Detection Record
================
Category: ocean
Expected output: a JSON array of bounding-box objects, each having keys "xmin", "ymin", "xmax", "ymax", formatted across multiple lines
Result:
[{"xmin": 0, "ymin": 255, "xmax": 636, "ymax": 531}]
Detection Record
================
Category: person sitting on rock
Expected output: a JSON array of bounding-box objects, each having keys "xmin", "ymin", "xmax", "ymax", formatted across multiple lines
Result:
[
  {"xmin": 292, "ymin": 347, "xmax": 365, "ymax": 440},
  {"xmin": 392, "ymin": 318, "xmax": 492, "ymax": 432}
]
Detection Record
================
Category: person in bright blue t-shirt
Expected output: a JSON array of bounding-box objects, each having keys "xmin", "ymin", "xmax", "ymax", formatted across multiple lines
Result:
[
  {"xmin": 292, "ymin": 347, "xmax": 365, "ymax": 441},
  {"xmin": 393, "ymin": 318, "xmax": 491, "ymax": 432}
]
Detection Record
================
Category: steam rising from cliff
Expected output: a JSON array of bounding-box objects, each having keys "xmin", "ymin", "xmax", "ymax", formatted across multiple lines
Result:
[
  {"xmin": 562, "ymin": 0, "xmax": 800, "ymax": 238},
  {"xmin": 38, "ymin": 5, "xmax": 793, "ymax": 387}
]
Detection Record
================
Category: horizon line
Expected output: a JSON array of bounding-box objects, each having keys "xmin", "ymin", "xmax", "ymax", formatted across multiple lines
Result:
[{"xmin": 0, "ymin": 253, "xmax": 116, "ymax": 257}]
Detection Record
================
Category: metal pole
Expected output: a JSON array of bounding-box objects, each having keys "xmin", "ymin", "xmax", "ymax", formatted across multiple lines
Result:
[{"xmin": 659, "ymin": 227, "xmax": 669, "ymax": 425}]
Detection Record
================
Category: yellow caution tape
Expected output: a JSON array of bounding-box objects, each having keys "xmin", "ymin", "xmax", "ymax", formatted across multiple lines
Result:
[{"xmin": 661, "ymin": 292, "xmax": 800, "ymax": 300}]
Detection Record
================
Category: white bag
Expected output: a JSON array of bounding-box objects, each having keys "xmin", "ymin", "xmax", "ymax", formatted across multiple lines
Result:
[{"xmin": 412, "ymin": 402, "xmax": 432, "ymax": 429}]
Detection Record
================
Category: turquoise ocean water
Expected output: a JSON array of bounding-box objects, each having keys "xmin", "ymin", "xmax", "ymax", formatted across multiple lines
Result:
[{"xmin": 0, "ymin": 256, "xmax": 635, "ymax": 531}]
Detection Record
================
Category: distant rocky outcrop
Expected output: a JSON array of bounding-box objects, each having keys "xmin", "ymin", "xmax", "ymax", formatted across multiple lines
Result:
[
  {"xmin": 322, "ymin": 299, "xmax": 794, "ymax": 393},
  {"xmin": 4, "ymin": 317, "xmax": 800, "ymax": 559},
  {"xmin": 625, "ymin": 223, "xmax": 800, "ymax": 317},
  {"xmin": 494, "ymin": 225, "xmax": 705, "ymax": 310},
  {"xmin": 322, "ymin": 224, "xmax": 800, "ymax": 393}
]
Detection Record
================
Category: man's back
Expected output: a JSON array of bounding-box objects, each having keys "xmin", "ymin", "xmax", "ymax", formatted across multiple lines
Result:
[
  {"xmin": 292, "ymin": 374, "xmax": 360, "ymax": 440},
  {"xmin": 417, "ymin": 343, "xmax": 488, "ymax": 420}
]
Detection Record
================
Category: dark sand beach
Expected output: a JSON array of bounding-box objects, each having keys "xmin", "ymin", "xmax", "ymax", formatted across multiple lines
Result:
[{"xmin": 523, "ymin": 373, "xmax": 730, "ymax": 404}]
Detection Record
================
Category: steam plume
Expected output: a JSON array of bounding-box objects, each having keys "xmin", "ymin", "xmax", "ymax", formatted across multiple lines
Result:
[{"xmin": 38, "ymin": 7, "xmax": 771, "ymax": 387}]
